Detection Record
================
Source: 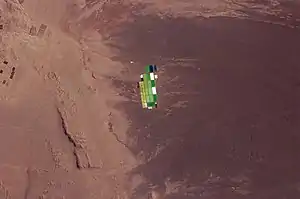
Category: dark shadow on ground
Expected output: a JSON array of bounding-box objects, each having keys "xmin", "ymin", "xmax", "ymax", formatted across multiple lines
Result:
[{"xmin": 103, "ymin": 13, "xmax": 300, "ymax": 199}]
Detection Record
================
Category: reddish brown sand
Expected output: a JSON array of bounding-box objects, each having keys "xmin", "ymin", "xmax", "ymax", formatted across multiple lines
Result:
[
  {"xmin": 112, "ymin": 16, "xmax": 300, "ymax": 198},
  {"xmin": 0, "ymin": 0, "xmax": 300, "ymax": 198},
  {"xmin": 102, "ymin": 1, "xmax": 300, "ymax": 199}
]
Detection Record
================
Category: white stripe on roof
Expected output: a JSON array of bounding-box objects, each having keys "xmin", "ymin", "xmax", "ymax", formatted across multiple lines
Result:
[
  {"xmin": 152, "ymin": 87, "xmax": 157, "ymax": 94},
  {"xmin": 150, "ymin": 73, "xmax": 154, "ymax": 80}
]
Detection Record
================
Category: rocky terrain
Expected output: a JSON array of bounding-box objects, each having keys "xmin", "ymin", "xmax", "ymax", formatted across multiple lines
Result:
[{"xmin": 0, "ymin": 0, "xmax": 299, "ymax": 198}]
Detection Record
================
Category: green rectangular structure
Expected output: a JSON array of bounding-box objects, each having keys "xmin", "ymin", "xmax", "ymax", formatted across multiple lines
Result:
[{"xmin": 138, "ymin": 65, "xmax": 158, "ymax": 109}]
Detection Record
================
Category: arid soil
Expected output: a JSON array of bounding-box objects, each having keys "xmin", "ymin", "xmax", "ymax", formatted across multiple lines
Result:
[{"xmin": 0, "ymin": 0, "xmax": 300, "ymax": 199}]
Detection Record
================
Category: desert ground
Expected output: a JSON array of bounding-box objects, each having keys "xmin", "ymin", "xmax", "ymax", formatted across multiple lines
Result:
[{"xmin": 0, "ymin": 0, "xmax": 299, "ymax": 198}]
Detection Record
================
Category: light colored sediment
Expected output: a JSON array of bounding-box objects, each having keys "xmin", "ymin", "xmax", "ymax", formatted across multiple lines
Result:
[
  {"xmin": 0, "ymin": 0, "xmax": 299, "ymax": 198},
  {"xmin": 0, "ymin": 0, "xmax": 137, "ymax": 198}
]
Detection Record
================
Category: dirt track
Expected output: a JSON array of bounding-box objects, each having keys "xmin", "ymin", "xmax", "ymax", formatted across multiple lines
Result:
[{"xmin": 0, "ymin": 0, "xmax": 300, "ymax": 198}]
